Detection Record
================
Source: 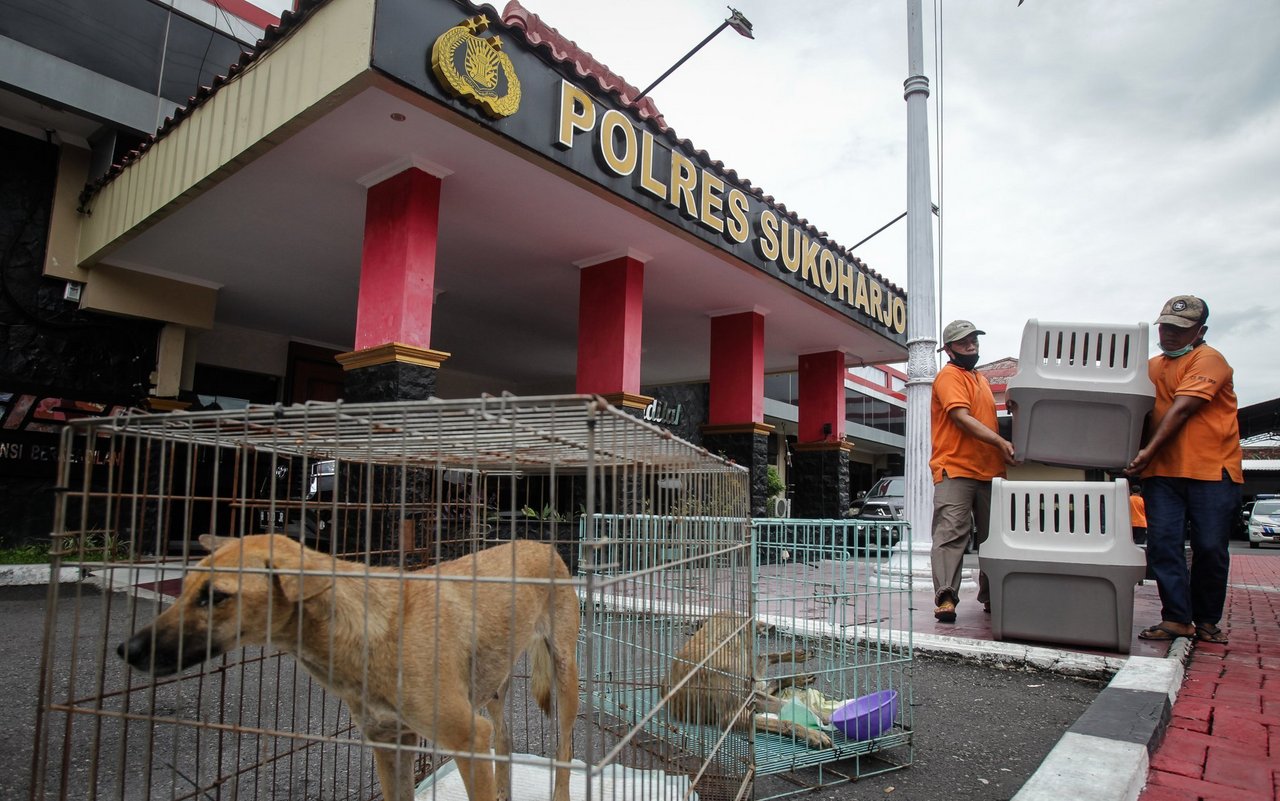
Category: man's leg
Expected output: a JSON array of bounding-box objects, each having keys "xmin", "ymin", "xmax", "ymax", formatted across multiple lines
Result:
[
  {"xmin": 972, "ymin": 480, "xmax": 993, "ymax": 608},
  {"xmin": 1143, "ymin": 477, "xmax": 1192, "ymax": 626},
  {"xmin": 1185, "ymin": 474, "xmax": 1239, "ymax": 628},
  {"xmin": 931, "ymin": 476, "xmax": 977, "ymax": 617}
]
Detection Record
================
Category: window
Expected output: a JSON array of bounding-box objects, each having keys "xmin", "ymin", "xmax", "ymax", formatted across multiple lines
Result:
[
  {"xmin": 845, "ymin": 388, "xmax": 905, "ymax": 435},
  {"xmin": 192, "ymin": 364, "xmax": 279, "ymax": 410},
  {"xmin": 764, "ymin": 373, "xmax": 798, "ymax": 405}
]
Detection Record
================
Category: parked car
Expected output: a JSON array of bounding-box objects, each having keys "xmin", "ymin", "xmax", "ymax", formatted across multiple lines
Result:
[
  {"xmin": 1235, "ymin": 499, "xmax": 1254, "ymax": 540},
  {"xmin": 849, "ymin": 474, "xmax": 977, "ymax": 552},
  {"xmin": 1247, "ymin": 497, "xmax": 1280, "ymax": 549},
  {"xmin": 854, "ymin": 476, "xmax": 905, "ymax": 522},
  {"xmin": 251, "ymin": 458, "xmax": 343, "ymax": 552},
  {"xmin": 847, "ymin": 476, "xmax": 905, "ymax": 551}
]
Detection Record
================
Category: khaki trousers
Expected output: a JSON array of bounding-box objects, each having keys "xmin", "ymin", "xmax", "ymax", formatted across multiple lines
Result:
[{"xmin": 930, "ymin": 475, "xmax": 992, "ymax": 607}]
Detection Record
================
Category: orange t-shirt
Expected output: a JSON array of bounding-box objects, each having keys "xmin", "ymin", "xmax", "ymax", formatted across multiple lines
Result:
[
  {"xmin": 1141, "ymin": 344, "xmax": 1243, "ymax": 483},
  {"xmin": 1129, "ymin": 494, "xmax": 1147, "ymax": 527},
  {"xmin": 930, "ymin": 363, "xmax": 1006, "ymax": 483}
]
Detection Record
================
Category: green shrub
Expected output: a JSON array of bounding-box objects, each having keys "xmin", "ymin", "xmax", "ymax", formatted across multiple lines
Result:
[
  {"xmin": 0, "ymin": 543, "xmax": 51, "ymax": 564},
  {"xmin": 0, "ymin": 532, "xmax": 129, "ymax": 564},
  {"xmin": 766, "ymin": 465, "xmax": 785, "ymax": 498}
]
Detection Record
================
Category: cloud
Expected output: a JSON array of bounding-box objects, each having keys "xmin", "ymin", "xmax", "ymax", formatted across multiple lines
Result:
[{"xmin": 523, "ymin": 0, "xmax": 1280, "ymax": 405}]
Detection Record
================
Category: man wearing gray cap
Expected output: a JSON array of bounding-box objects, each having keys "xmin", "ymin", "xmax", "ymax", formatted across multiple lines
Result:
[
  {"xmin": 1126, "ymin": 295, "xmax": 1242, "ymax": 644},
  {"xmin": 930, "ymin": 320, "xmax": 1017, "ymax": 622}
]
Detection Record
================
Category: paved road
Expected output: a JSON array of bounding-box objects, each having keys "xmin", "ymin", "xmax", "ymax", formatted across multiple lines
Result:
[
  {"xmin": 753, "ymin": 654, "xmax": 1102, "ymax": 801},
  {"xmin": 3, "ymin": 581, "xmax": 1104, "ymax": 801}
]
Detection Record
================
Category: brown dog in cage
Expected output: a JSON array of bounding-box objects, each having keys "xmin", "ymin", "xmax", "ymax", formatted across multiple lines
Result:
[
  {"xmin": 117, "ymin": 534, "xmax": 580, "ymax": 801},
  {"xmin": 661, "ymin": 611, "xmax": 831, "ymax": 749}
]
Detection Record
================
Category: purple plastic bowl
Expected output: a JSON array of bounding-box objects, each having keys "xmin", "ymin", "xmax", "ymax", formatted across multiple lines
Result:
[{"xmin": 830, "ymin": 690, "xmax": 899, "ymax": 741}]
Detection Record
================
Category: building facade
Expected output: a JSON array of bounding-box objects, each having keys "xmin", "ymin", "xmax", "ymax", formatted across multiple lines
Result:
[{"xmin": 1, "ymin": 0, "xmax": 912, "ymax": 545}]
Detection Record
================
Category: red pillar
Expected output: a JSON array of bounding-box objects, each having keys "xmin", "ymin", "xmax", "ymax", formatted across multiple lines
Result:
[
  {"xmin": 708, "ymin": 310, "xmax": 765, "ymax": 425},
  {"xmin": 337, "ymin": 165, "xmax": 450, "ymax": 400},
  {"xmin": 354, "ymin": 167, "xmax": 441, "ymax": 351},
  {"xmin": 576, "ymin": 254, "xmax": 648, "ymax": 408},
  {"xmin": 793, "ymin": 350, "xmax": 852, "ymax": 518},
  {"xmin": 704, "ymin": 310, "xmax": 774, "ymax": 517},
  {"xmin": 798, "ymin": 350, "xmax": 846, "ymax": 443}
]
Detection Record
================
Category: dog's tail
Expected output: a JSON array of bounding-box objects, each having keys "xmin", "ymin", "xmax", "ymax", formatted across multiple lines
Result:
[{"xmin": 529, "ymin": 635, "xmax": 556, "ymax": 716}]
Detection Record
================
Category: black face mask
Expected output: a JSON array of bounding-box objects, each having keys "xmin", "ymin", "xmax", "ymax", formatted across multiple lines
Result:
[{"xmin": 950, "ymin": 352, "xmax": 980, "ymax": 371}]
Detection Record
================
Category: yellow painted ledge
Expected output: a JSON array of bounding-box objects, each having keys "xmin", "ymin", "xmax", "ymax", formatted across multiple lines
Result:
[{"xmin": 336, "ymin": 343, "xmax": 452, "ymax": 371}]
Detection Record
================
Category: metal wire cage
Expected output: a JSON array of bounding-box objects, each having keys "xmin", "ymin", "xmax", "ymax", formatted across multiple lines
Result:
[
  {"xmin": 750, "ymin": 521, "xmax": 913, "ymax": 797},
  {"xmin": 29, "ymin": 394, "xmax": 753, "ymax": 801},
  {"xmin": 587, "ymin": 516, "xmax": 914, "ymax": 801}
]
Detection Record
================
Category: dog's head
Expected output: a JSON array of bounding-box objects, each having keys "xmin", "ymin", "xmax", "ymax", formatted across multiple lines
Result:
[{"xmin": 116, "ymin": 534, "xmax": 335, "ymax": 676}]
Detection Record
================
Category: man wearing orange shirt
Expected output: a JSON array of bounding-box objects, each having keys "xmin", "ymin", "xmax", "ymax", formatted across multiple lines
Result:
[
  {"xmin": 1128, "ymin": 484, "xmax": 1147, "ymax": 545},
  {"xmin": 1126, "ymin": 296, "xmax": 1242, "ymax": 644},
  {"xmin": 930, "ymin": 320, "xmax": 1018, "ymax": 622}
]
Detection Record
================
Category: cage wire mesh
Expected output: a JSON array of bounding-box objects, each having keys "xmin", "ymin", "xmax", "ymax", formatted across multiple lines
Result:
[
  {"xmin": 586, "ymin": 515, "xmax": 914, "ymax": 801},
  {"xmin": 31, "ymin": 393, "xmax": 913, "ymax": 801},
  {"xmin": 750, "ymin": 521, "xmax": 913, "ymax": 797}
]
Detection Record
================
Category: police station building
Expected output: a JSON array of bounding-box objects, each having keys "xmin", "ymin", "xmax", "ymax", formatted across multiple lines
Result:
[{"xmin": 1, "ymin": 0, "xmax": 909, "ymax": 541}]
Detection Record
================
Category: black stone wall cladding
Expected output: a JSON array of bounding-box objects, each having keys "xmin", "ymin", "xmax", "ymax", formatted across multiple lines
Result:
[
  {"xmin": 702, "ymin": 431, "xmax": 769, "ymax": 518},
  {"xmin": 0, "ymin": 131, "xmax": 160, "ymax": 398},
  {"xmin": 792, "ymin": 448, "xmax": 850, "ymax": 519},
  {"xmin": 343, "ymin": 362, "xmax": 438, "ymax": 402},
  {"xmin": 0, "ymin": 482, "xmax": 57, "ymax": 551},
  {"xmin": 640, "ymin": 382, "xmax": 708, "ymax": 445},
  {"xmin": 1, "ymin": 128, "xmax": 161, "ymax": 549}
]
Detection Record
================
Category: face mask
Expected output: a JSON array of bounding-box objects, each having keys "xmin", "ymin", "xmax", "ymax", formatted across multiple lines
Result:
[
  {"xmin": 1159, "ymin": 325, "xmax": 1205, "ymax": 359},
  {"xmin": 950, "ymin": 352, "xmax": 980, "ymax": 370}
]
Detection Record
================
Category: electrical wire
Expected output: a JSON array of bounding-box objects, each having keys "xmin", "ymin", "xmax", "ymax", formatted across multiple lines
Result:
[
  {"xmin": 154, "ymin": 5, "xmax": 174, "ymax": 131},
  {"xmin": 209, "ymin": 0, "xmax": 264, "ymax": 48},
  {"xmin": 149, "ymin": 0, "xmax": 257, "ymax": 132}
]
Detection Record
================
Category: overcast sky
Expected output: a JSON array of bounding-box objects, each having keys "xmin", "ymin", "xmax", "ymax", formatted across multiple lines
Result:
[{"xmin": 519, "ymin": 0, "xmax": 1279, "ymax": 407}]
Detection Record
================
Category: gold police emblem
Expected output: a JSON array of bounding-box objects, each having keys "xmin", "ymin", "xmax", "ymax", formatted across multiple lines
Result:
[{"xmin": 430, "ymin": 15, "xmax": 521, "ymax": 118}]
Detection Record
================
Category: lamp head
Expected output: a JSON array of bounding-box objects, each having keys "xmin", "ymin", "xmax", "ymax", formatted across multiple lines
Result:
[{"xmin": 727, "ymin": 7, "xmax": 754, "ymax": 39}]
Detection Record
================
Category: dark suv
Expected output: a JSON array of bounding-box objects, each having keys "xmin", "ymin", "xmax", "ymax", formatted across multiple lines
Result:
[
  {"xmin": 852, "ymin": 475, "xmax": 977, "ymax": 551},
  {"xmin": 847, "ymin": 476, "xmax": 905, "ymax": 550},
  {"xmin": 854, "ymin": 476, "xmax": 905, "ymax": 521}
]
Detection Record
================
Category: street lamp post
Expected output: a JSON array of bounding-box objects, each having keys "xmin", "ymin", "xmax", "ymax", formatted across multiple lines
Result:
[
  {"xmin": 901, "ymin": 0, "xmax": 938, "ymax": 572},
  {"xmin": 633, "ymin": 8, "xmax": 754, "ymax": 103}
]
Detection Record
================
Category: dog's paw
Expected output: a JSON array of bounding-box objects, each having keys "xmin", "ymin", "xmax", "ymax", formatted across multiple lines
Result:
[{"xmin": 806, "ymin": 730, "xmax": 832, "ymax": 749}]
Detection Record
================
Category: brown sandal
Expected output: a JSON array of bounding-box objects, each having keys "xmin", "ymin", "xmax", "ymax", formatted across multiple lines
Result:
[
  {"xmin": 1194, "ymin": 623, "xmax": 1228, "ymax": 644},
  {"xmin": 1138, "ymin": 622, "xmax": 1192, "ymax": 641}
]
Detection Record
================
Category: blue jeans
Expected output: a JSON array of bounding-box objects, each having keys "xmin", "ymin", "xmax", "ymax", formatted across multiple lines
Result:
[{"xmin": 1143, "ymin": 474, "xmax": 1240, "ymax": 626}]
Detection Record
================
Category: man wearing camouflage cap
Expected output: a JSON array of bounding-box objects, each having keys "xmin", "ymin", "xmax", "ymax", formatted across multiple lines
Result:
[
  {"xmin": 1127, "ymin": 295, "xmax": 1242, "ymax": 644},
  {"xmin": 929, "ymin": 320, "xmax": 1017, "ymax": 622}
]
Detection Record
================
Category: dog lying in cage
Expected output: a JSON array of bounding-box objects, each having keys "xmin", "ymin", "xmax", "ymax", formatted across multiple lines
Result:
[
  {"xmin": 661, "ymin": 611, "xmax": 832, "ymax": 749},
  {"xmin": 117, "ymin": 534, "xmax": 580, "ymax": 801}
]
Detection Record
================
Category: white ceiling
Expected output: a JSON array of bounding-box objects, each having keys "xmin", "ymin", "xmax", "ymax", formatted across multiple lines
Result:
[{"xmin": 100, "ymin": 83, "xmax": 906, "ymax": 394}]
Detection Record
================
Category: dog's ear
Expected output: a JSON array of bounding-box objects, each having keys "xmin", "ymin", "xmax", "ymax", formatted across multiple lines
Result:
[
  {"xmin": 264, "ymin": 541, "xmax": 336, "ymax": 603},
  {"xmin": 198, "ymin": 534, "xmax": 237, "ymax": 553}
]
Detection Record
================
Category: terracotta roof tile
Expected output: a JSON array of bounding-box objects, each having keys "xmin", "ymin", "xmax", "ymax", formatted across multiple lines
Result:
[{"xmin": 500, "ymin": 1, "xmax": 668, "ymax": 131}]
